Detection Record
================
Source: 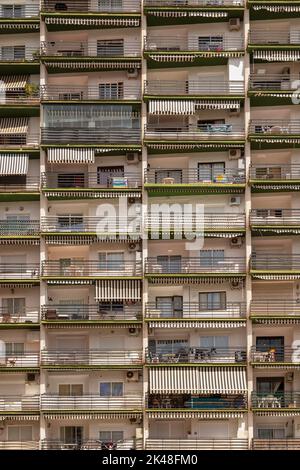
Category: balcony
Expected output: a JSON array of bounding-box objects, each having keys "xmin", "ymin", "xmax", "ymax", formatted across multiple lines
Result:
[
  {"xmin": 146, "ymin": 347, "xmax": 246, "ymax": 364},
  {"xmin": 0, "ymin": 4, "xmax": 39, "ymax": 19},
  {"xmin": 41, "ymin": 84, "xmax": 141, "ymax": 102},
  {"xmin": 144, "ymin": 80, "xmax": 244, "ymax": 97},
  {"xmin": 41, "ymin": 304, "xmax": 142, "ymax": 322},
  {"xmin": 41, "ymin": 128, "xmax": 141, "ymax": 145},
  {"xmin": 144, "ymin": 0, "xmax": 244, "ymax": 6},
  {"xmin": 249, "ymin": 74, "xmax": 299, "ymax": 93},
  {"xmin": 41, "ymin": 349, "xmax": 143, "ymax": 367},
  {"xmin": 252, "ymin": 392, "xmax": 300, "ymax": 410},
  {"xmin": 0, "ymin": 89, "xmax": 40, "ymax": 107},
  {"xmin": 0, "ymin": 133, "xmax": 39, "ymax": 148},
  {"xmin": 42, "ymin": 260, "xmax": 142, "ymax": 279},
  {"xmin": 145, "ymin": 301, "xmax": 246, "ymax": 320},
  {"xmin": 250, "ymin": 164, "xmax": 300, "ymax": 192},
  {"xmin": 0, "ymin": 264, "xmax": 40, "ymax": 282},
  {"xmin": 250, "ymin": 300, "xmax": 300, "ymax": 322},
  {"xmin": 0, "ymin": 441, "xmax": 39, "ymax": 450},
  {"xmin": 0, "ymin": 395, "xmax": 39, "ymax": 412},
  {"xmin": 250, "ymin": 346, "xmax": 300, "ymax": 366},
  {"xmin": 250, "ymin": 120, "xmax": 300, "ymax": 138},
  {"xmin": 41, "ymin": 438, "xmax": 143, "ymax": 450},
  {"xmin": 250, "ymin": 254, "xmax": 300, "ymax": 277},
  {"xmin": 40, "ymin": 41, "xmax": 140, "ymax": 58},
  {"xmin": 147, "ymin": 394, "xmax": 247, "ymax": 410},
  {"xmin": 0, "ymin": 352, "xmax": 39, "ymax": 369},
  {"xmin": 0, "ymin": 219, "xmax": 40, "ymax": 237},
  {"xmin": 145, "ymin": 123, "xmax": 244, "ymax": 142},
  {"xmin": 0, "ymin": 47, "xmax": 39, "ymax": 73},
  {"xmin": 41, "ymin": 1, "xmax": 141, "ymax": 13},
  {"xmin": 42, "ymin": 171, "xmax": 141, "ymax": 191},
  {"xmin": 250, "ymin": 209, "xmax": 300, "ymax": 233},
  {"xmin": 146, "ymin": 438, "xmax": 248, "ymax": 450},
  {"xmin": 144, "ymin": 36, "xmax": 244, "ymax": 53},
  {"xmin": 252, "ymin": 439, "xmax": 300, "ymax": 450},
  {"xmin": 0, "ymin": 307, "xmax": 39, "ymax": 325},
  {"xmin": 249, "ymin": 30, "xmax": 300, "ymax": 47},
  {"xmin": 145, "ymin": 257, "xmax": 246, "ymax": 277},
  {"xmin": 41, "ymin": 394, "xmax": 144, "ymax": 411}
]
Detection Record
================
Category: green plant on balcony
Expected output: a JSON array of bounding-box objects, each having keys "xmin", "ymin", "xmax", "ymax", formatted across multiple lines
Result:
[{"xmin": 25, "ymin": 83, "xmax": 39, "ymax": 97}]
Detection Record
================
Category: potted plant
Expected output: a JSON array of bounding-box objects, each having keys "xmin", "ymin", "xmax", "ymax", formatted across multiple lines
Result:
[{"xmin": 25, "ymin": 83, "xmax": 39, "ymax": 97}]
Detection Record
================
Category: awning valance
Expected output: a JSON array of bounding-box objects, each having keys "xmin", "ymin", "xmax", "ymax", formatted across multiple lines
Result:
[
  {"xmin": 149, "ymin": 367, "xmax": 247, "ymax": 394},
  {"xmin": 0, "ymin": 154, "xmax": 29, "ymax": 175},
  {"xmin": 0, "ymin": 75, "xmax": 28, "ymax": 91},
  {"xmin": 47, "ymin": 148, "xmax": 95, "ymax": 164},
  {"xmin": 0, "ymin": 117, "xmax": 28, "ymax": 135},
  {"xmin": 95, "ymin": 279, "xmax": 141, "ymax": 301},
  {"xmin": 253, "ymin": 50, "xmax": 300, "ymax": 61},
  {"xmin": 45, "ymin": 17, "xmax": 140, "ymax": 27},
  {"xmin": 253, "ymin": 5, "xmax": 300, "ymax": 13},
  {"xmin": 150, "ymin": 11, "xmax": 228, "ymax": 19}
]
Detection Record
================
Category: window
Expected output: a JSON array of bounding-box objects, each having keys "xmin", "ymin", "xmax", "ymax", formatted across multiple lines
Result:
[
  {"xmin": 58, "ymin": 384, "xmax": 83, "ymax": 396},
  {"xmin": 60, "ymin": 426, "xmax": 83, "ymax": 444},
  {"xmin": 2, "ymin": 5, "xmax": 24, "ymax": 18},
  {"xmin": 256, "ymin": 377, "xmax": 284, "ymax": 394},
  {"xmin": 99, "ymin": 83, "xmax": 123, "ymax": 100},
  {"xmin": 257, "ymin": 428, "xmax": 285, "ymax": 439},
  {"xmin": 97, "ymin": 166, "xmax": 124, "ymax": 187},
  {"xmin": 198, "ymin": 162, "xmax": 225, "ymax": 182},
  {"xmin": 0, "ymin": 175, "xmax": 26, "ymax": 186},
  {"xmin": 200, "ymin": 250, "xmax": 224, "ymax": 267},
  {"xmin": 5, "ymin": 342, "xmax": 24, "ymax": 356},
  {"xmin": 99, "ymin": 431, "xmax": 124, "ymax": 442},
  {"xmin": 98, "ymin": 0, "xmax": 122, "ymax": 11},
  {"xmin": 1, "ymin": 45, "xmax": 25, "ymax": 60},
  {"xmin": 255, "ymin": 166, "xmax": 282, "ymax": 180},
  {"xmin": 157, "ymin": 255, "xmax": 181, "ymax": 273},
  {"xmin": 200, "ymin": 336, "xmax": 229, "ymax": 349},
  {"xmin": 256, "ymin": 209, "xmax": 283, "ymax": 219},
  {"xmin": 98, "ymin": 301, "xmax": 124, "ymax": 314},
  {"xmin": 100, "ymin": 382, "xmax": 123, "ymax": 397},
  {"xmin": 57, "ymin": 173, "xmax": 85, "ymax": 189},
  {"xmin": 199, "ymin": 292, "xmax": 226, "ymax": 311},
  {"xmin": 149, "ymin": 339, "xmax": 188, "ymax": 355},
  {"xmin": 154, "ymin": 170, "xmax": 182, "ymax": 184},
  {"xmin": 97, "ymin": 39, "xmax": 124, "ymax": 57},
  {"xmin": 99, "ymin": 252, "xmax": 124, "ymax": 272},
  {"xmin": 57, "ymin": 215, "xmax": 84, "ymax": 231},
  {"xmin": 256, "ymin": 336, "xmax": 284, "ymax": 362},
  {"xmin": 2, "ymin": 298, "xmax": 25, "ymax": 315},
  {"xmin": 198, "ymin": 36, "xmax": 223, "ymax": 51},
  {"xmin": 7, "ymin": 425, "xmax": 32, "ymax": 441},
  {"xmin": 155, "ymin": 296, "xmax": 183, "ymax": 318}
]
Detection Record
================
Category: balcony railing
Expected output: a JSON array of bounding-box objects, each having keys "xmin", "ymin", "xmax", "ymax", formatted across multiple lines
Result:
[
  {"xmin": 145, "ymin": 124, "xmax": 244, "ymax": 140},
  {"xmin": 0, "ymin": 90, "xmax": 40, "ymax": 105},
  {"xmin": 41, "ymin": 304, "xmax": 142, "ymax": 321},
  {"xmin": 41, "ymin": 216, "xmax": 141, "ymax": 235},
  {"xmin": 144, "ymin": 36, "xmax": 244, "ymax": 52},
  {"xmin": 0, "ymin": 395, "xmax": 39, "ymax": 412},
  {"xmin": 250, "ymin": 300, "xmax": 300, "ymax": 317},
  {"xmin": 251, "ymin": 346, "xmax": 300, "ymax": 364},
  {"xmin": 0, "ymin": 134, "xmax": 39, "ymax": 147},
  {"xmin": 0, "ymin": 47, "xmax": 39, "ymax": 62},
  {"xmin": 0, "ymin": 4, "xmax": 40, "ymax": 18},
  {"xmin": 41, "ymin": 438, "xmax": 143, "ymax": 451},
  {"xmin": 145, "ymin": 257, "xmax": 246, "ymax": 274},
  {"xmin": 145, "ymin": 213, "xmax": 246, "ymax": 231},
  {"xmin": 42, "ymin": 260, "xmax": 142, "ymax": 277},
  {"xmin": 249, "ymin": 74, "xmax": 299, "ymax": 92},
  {"xmin": 41, "ymin": 394, "xmax": 144, "ymax": 410},
  {"xmin": 148, "ymin": 394, "xmax": 247, "ymax": 410},
  {"xmin": 146, "ymin": 347, "xmax": 246, "ymax": 364},
  {"xmin": 0, "ymin": 352, "xmax": 39, "ymax": 367},
  {"xmin": 41, "ymin": 1, "xmax": 141, "ymax": 13},
  {"xmin": 40, "ymin": 41, "xmax": 141, "ymax": 58},
  {"xmin": 0, "ymin": 264, "xmax": 39, "ymax": 279},
  {"xmin": 41, "ymin": 349, "xmax": 143, "ymax": 366},
  {"xmin": 252, "ymin": 392, "xmax": 300, "ymax": 409},
  {"xmin": 145, "ymin": 301, "xmax": 246, "ymax": 319},
  {"xmin": 249, "ymin": 120, "xmax": 300, "ymax": 136},
  {"xmin": 252, "ymin": 439, "xmax": 300, "ymax": 450},
  {"xmin": 41, "ymin": 85, "xmax": 141, "ymax": 101},
  {"xmin": 144, "ymin": 0, "xmax": 244, "ymax": 6},
  {"xmin": 0, "ymin": 441, "xmax": 39, "ymax": 450},
  {"xmin": 0, "ymin": 220, "xmax": 40, "ymax": 236},
  {"xmin": 249, "ymin": 30, "xmax": 300, "ymax": 45},
  {"xmin": 146, "ymin": 439, "xmax": 248, "ymax": 450},
  {"xmin": 251, "ymin": 254, "xmax": 300, "ymax": 271},
  {"xmin": 0, "ymin": 307, "xmax": 39, "ymax": 324},
  {"xmin": 42, "ymin": 172, "xmax": 142, "ymax": 190},
  {"xmin": 250, "ymin": 164, "xmax": 300, "ymax": 181},
  {"xmin": 144, "ymin": 80, "xmax": 244, "ymax": 96},
  {"xmin": 145, "ymin": 168, "xmax": 245, "ymax": 185},
  {"xmin": 250, "ymin": 209, "xmax": 300, "ymax": 227},
  {"xmin": 41, "ymin": 128, "xmax": 141, "ymax": 144}
]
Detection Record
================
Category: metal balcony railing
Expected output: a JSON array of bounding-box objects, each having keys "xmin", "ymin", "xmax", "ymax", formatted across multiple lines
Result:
[
  {"xmin": 252, "ymin": 392, "xmax": 300, "ymax": 409},
  {"xmin": 144, "ymin": 35, "xmax": 244, "ymax": 52},
  {"xmin": 146, "ymin": 439, "xmax": 248, "ymax": 451},
  {"xmin": 145, "ymin": 301, "xmax": 247, "ymax": 319},
  {"xmin": 251, "ymin": 254, "xmax": 300, "ymax": 271},
  {"xmin": 146, "ymin": 347, "xmax": 247, "ymax": 364},
  {"xmin": 251, "ymin": 346, "xmax": 300, "ymax": 364},
  {"xmin": 41, "ymin": 85, "xmax": 141, "ymax": 101},
  {"xmin": 250, "ymin": 120, "xmax": 300, "ymax": 136},
  {"xmin": 0, "ymin": 352, "xmax": 39, "ymax": 367},
  {"xmin": 41, "ymin": 0, "xmax": 141, "ymax": 13},
  {"xmin": 41, "ymin": 216, "xmax": 141, "ymax": 235},
  {"xmin": 0, "ymin": 264, "xmax": 40, "ymax": 279},
  {"xmin": 41, "ymin": 349, "xmax": 143, "ymax": 365},
  {"xmin": 249, "ymin": 74, "xmax": 299, "ymax": 92},
  {"xmin": 41, "ymin": 438, "xmax": 143, "ymax": 451},
  {"xmin": 250, "ymin": 300, "xmax": 300, "ymax": 317},
  {"xmin": 0, "ymin": 47, "xmax": 39, "ymax": 62},
  {"xmin": 0, "ymin": 4, "xmax": 40, "ymax": 18},
  {"xmin": 145, "ymin": 124, "xmax": 244, "ymax": 140},
  {"xmin": 0, "ymin": 307, "xmax": 39, "ymax": 324},
  {"xmin": 0, "ymin": 395, "xmax": 39, "ymax": 412},
  {"xmin": 250, "ymin": 164, "xmax": 300, "ymax": 181},
  {"xmin": 41, "ymin": 394, "xmax": 144, "ymax": 410},
  {"xmin": 0, "ymin": 91, "xmax": 40, "ymax": 104},
  {"xmin": 144, "ymin": 0, "xmax": 244, "ymax": 6},
  {"xmin": 145, "ymin": 213, "xmax": 246, "ymax": 231},
  {"xmin": 41, "ymin": 304, "xmax": 142, "ymax": 321},
  {"xmin": 0, "ymin": 441, "xmax": 39, "ymax": 450},
  {"xmin": 0, "ymin": 220, "xmax": 40, "ymax": 236},
  {"xmin": 147, "ymin": 394, "xmax": 247, "ymax": 410},
  {"xmin": 252, "ymin": 439, "xmax": 300, "ymax": 450},
  {"xmin": 41, "ymin": 128, "xmax": 141, "ymax": 144},
  {"xmin": 145, "ymin": 168, "xmax": 245, "ymax": 184},
  {"xmin": 42, "ymin": 260, "xmax": 142, "ymax": 277},
  {"xmin": 249, "ymin": 30, "xmax": 300, "ymax": 45},
  {"xmin": 0, "ymin": 177, "xmax": 40, "ymax": 193},
  {"xmin": 145, "ymin": 80, "xmax": 244, "ymax": 96},
  {"xmin": 0, "ymin": 134, "xmax": 39, "ymax": 146},
  {"xmin": 145, "ymin": 257, "xmax": 246, "ymax": 274},
  {"xmin": 40, "ymin": 41, "xmax": 141, "ymax": 58},
  {"xmin": 250, "ymin": 209, "xmax": 300, "ymax": 227},
  {"xmin": 42, "ymin": 172, "xmax": 142, "ymax": 190}
]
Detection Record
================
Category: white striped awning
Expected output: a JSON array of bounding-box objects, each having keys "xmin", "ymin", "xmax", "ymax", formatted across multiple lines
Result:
[
  {"xmin": 44, "ymin": 61, "xmax": 141, "ymax": 70},
  {"xmin": 253, "ymin": 5, "xmax": 300, "ymax": 13},
  {"xmin": 149, "ymin": 100, "xmax": 195, "ymax": 115},
  {"xmin": 0, "ymin": 117, "xmax": 28, "ymax": 135},
  {"xmin": 0, "ymin": 75, "xmax": 28, "ymax": 91},
  {"xmin": 45, "ymin": 17, "xmax": 140, "ymax": 27},
  {"xmin": 149, "ymin": 367, "xmax": 247, "ymax": 394},
  {"xmin": 47, "ymin": 148, "xmax": 95, "ymax": 164},
  {"xmin": 195, "ymin": 100, "xmax": 240, "ymax": 110},
  {"xmin": 44, "ymin": 412, "xmax": 141, "ymax": 420},
  {"xmin": 253, "ymin": 50, "xmax": 300, "ymax": 61},
  {"xmin": 146, "ymin": 143, "xmax": 244, "ymax": 151},
  {"xmin": 148, "ymin": 321, "xmax": 246, "ymax": 329},
  {"xmin": 95, "ymin": 279, "xmax": 141, "ymax": 301},
  {"xmin": 149, "ymin": 11, "xmax": 228, "ymax": 19},
  {"xmin": 0, "ymin": 154, "xmax": 29, "ymax": 175}
]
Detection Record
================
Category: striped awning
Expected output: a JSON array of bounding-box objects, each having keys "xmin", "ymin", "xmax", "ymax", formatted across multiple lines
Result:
[
  {"xmin": 253, "ymin": 50, "xmax": 300, "ymax": 61},
  {"xmin": 95, "ymin": 279, "xmax": 141, "ymax": 301},
  {"xmin": 45, "ymin": 18, "xmax": 140, "ymax": 27},
  {"xmin": 148, "ymin": 321, "xmax": 246, "ymax": 329},
  {"xmin": 44, "ymin": 61, "xmax": 141, "ymax": 70},
  {"xmin": 195, "ymin": 100, "xmax": 240, "ymax": 110},
  {"xmin": 44, "ymin": 412, "xmax": 142, "ymax": 420},
  {"xmin": 0, "ymin": 117, "xmax": 28, "ymax": 135},
  {"xmin": 149, "ymin": 367, "xmax": 247, "ymax": 394},
  {"xmin": 0, "ymin": 75, "xmax": 28, "ymax": 91},
  {"xmin": 0, "ymin": 154, "xmax": 29, "ymax": 175},
  {"xmin": 149, "ymin": 100, "xmax": 195, "ymax": 115},
  {"xmin": 47, "ymin": 148, "xmax": 95, "ymax": 164},
  {"xmin": 253, "ymin": 5, "xmax": 300, "ymax": 13},
  {"xmin": 150, "ymin": 11, "xmax": 228, "ymax": 19}
]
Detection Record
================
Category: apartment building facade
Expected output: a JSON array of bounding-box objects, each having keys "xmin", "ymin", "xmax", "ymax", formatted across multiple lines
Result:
[{"xmin": 0, "ymin": 0, "xmax": 299, "ymax": 451}]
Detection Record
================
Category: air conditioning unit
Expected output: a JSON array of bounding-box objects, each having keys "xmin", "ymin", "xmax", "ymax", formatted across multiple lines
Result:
[
  {"xmin": 126, "ymin": 370, "xmax": 139, "ymax": 382},
  {"xmin": 230, "ymin": 236, "xmax": 243, "ymax": 247},
  {"xmin": 126, "ymin": 152, "xmax": 139, "ymax": 164},
  {"xmin": 128, "ymin": 327, "xmax": 139, "ymax": 336},
  {"xmin": 228, "ymin": 18, "xmax": 241, "ymax": 31},
  {"xmin": 230, "ymin": 196, "xmax": 241, "ymax": 206},
  {"xmin": 128, "ymin": 242, "xmax": 139, "ymax": 252},
  {"xmin": 230, "ymin": 279, "xmax": 243, "ymax": 290},
  {"xmin": 26, "ymin": 373, "xmax": 36, "ymax": 383},
  {"xmin": 229, "ymin": 108, "xmax": 240, "ymax": 117},
  {"xmin": 228, "ymin": 148, "xmax": 241, "ymax": 160},
  {"xmin": 127, "ymin": 68, "xmax": 138, "ymax": 79}
]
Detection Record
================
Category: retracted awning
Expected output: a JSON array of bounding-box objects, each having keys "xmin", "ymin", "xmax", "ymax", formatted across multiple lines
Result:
[
  {"xmin": 95, "ymin": 279, "xmax": 141, "ymax": 301},
  {"xmin": 47, "ymin": 148, "xmax": 95, "ymax": 164},
  {"xmin": 0, "ymin": 74, "xmax": 28, "ymax": 91},
  {"xmin": 149, "ymin": 367, "xmax": 247, "ymax": 394},
  {"xmin": 0, "ymin": 153, "xmax": 29, "ymax": 175},
  {"xmin": 0, "ymin": 117, "xmax": 28, "ymax": 135},
  {"xmin": 253, "ymin": 50, "xmax": 300, "ymax": 61},
  {"xmin": 149, "ymin": 100, "xmax": 195, "ymax": 115}
]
